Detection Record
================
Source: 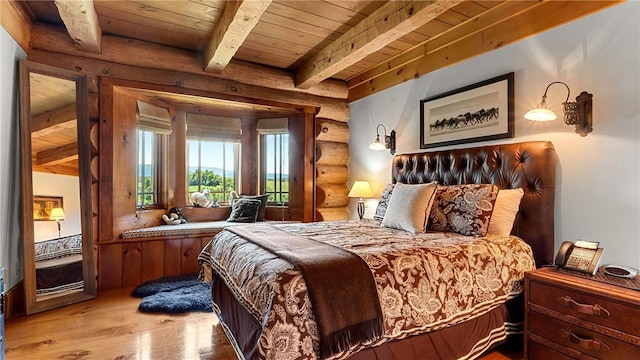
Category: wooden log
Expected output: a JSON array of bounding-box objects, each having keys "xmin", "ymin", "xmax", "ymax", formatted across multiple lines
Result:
[
  {"xmin": 88, "ymin": 92, "xmax": 99, "ymax": 120},
  {"xmin": 90, "ymin": 155, "xmax": 99, "ymax": 182},
  {"xmin": 315, "ymin": 118, "xmax": 349, "ymax": 143},
  {"xmin": 316, "ymin": 165, "xmax": 348, "ymax": 185},
  {"xmin": 315, "ymin": 141, "xmax": 349, "ymax": 166},
  {"xmin": 316, "ymin": 183, "xmax": 350, "ymax": 208},
  {"xmin": 316, "ymin": 207, "xmax": 350, "ymax": 221},
  {"xmin": 30, "ymin": 22, "xmax": 348, "ymax": 100},
  {"xmin": 90, "ymin": 121, "xmax": 99, "ymax": 154},
  {"xmin": 27, "ymin": 49, "xmax": 350, "ymax": 122}
]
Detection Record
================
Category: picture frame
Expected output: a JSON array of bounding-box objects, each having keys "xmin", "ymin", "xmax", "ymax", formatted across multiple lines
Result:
[
  {"xmin": 33, "ymin": 195, "xmax": 63, "ymax": 221},
  {"xmin": 420, "ymin": 72, "xmax": 514, "ymax": 149}
]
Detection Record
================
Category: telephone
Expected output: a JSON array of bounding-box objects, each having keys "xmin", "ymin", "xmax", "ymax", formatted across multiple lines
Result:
[{"xmin": 554, "ymin": 240, "xmax": 604, "ymax": 275}]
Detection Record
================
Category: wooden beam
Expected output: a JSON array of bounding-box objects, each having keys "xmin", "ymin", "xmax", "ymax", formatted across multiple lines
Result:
[
  {"xmin": 347, "ymin": 0, "xmax": 622, "ymax": 102},
  {"xmin": 27, "ymin": 49, "xmax": 349, "ymax": 121},
  {"xmin": 31, "ymin": 103, "xmax": 77, "ymax": 137},
  {"xmin": 1, "ymin": 0, "xmax": 32, "ymax": 52},
  {"xmin": 346, "ymin": 1, "xmax": 542, "ymax": 90},
  {"xmin": 53, "ymin": 0, "xmax": 102, "ymax": 53},
  {"xmin": 294, "ymin": 0, "xmax": 463, "ymax": 89},
  {"xmin": 204, "ymin": 0, "xmax": 272, "ymax": 73},
  {"xmin": 30, "ymin": 22, "xmax": 347, "ymax": 99},
  {"xmin": 36, "ymin": 142, "xmax": 79, "ymax": 166}
]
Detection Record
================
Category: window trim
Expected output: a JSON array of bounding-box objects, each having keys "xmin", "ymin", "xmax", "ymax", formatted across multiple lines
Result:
[
  {"xmin": 186, "ymin": 139, "xmax": 240, "ymax": 204},
  {"xmin": 260, "ymin": 132, "xmax": 289, "ymax": 205},
  {"xmin": 136, "ymin": 129, "xmax": 167, "ymax": 210}
]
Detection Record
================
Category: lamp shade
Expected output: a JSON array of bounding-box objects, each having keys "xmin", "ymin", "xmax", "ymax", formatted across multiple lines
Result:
[
  {"xmin": 49, "ymin": 207, "xmax": 65, "ymax": 221},
  {"xmin": 524, "ymin": 108, "xmax": 557, "ymax": 121},
  {"xmin": 348, "ymin": 181, "xmax": 373, "ymax": 198}
]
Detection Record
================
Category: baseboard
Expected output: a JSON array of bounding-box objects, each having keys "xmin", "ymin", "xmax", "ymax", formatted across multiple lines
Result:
[{"xmin": 5, "ymin": 280, "xmax": 25, "ymax": 319}]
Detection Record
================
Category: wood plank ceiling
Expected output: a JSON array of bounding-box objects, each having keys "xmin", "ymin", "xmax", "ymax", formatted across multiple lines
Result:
[{"xmin": 19, "ymin": 0, "xmax": 621, "ymax": 103}]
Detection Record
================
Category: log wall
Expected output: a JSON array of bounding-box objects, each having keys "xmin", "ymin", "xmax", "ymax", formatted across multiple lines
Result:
[{"xmin": 315, "ymin": 119, "xmax": 351, "ymax": 221}]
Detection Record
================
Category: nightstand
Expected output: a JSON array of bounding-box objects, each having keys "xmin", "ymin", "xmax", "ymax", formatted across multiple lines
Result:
[{"xmin": 524, "ymin": 267, "xmax": 640, "ymax": 359}]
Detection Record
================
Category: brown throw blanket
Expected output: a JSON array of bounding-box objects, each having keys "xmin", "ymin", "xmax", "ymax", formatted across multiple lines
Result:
[{"xmin": 226, "ymin": 224, "xmax": 383, "ymax": 358}]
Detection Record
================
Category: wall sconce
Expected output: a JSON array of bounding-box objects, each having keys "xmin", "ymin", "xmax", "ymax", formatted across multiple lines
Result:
[
  {"xmin": 369, "ymin": 124, "xmax": 396, "ymax": 154},
  {"xmin": 524, "ymin": 81, "xmax": 593, "ymax": 137},
  {"xmin": 49, "ymin": 207, "xmax": 65, "ymax": 238},
  {"xmin": 348, "ymin": 181, "xmax": 373, "ymax": 220}
]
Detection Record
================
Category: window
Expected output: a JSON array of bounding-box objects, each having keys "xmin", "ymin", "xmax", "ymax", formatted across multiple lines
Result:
[
  {"xmin": 187, "ymin": 140, "xmax": 240, "ymax": 203},
  {"xmin": 186, "ymin": 113, "xmax": 242, "ymax": 204},
  {"xmin": 136, "ymin": 100, "xmax": 171, "ymax": 209},
  {"xmin": 259, "ymin": 118, "xmax": 289, "ymax": 204}
]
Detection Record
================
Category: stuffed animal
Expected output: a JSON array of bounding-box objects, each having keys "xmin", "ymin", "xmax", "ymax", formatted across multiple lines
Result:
[
  {"xmin": 229, "ymin": 190, "xmax": 239, "ymax": 205},
  {"xmin": 162, "ymin": 207, "xmax": 187, "ymax": 225},
  {"xmin": 190, "ymin": 189, "xmax": 211, "ymax": 207}
]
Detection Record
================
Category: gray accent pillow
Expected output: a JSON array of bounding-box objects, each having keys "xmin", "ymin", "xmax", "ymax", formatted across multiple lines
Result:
[
  {"xmin": 381, "ymin": 182, "xmax": 437, "ymax": 234},
  {"xmin": 373, "ymin": 183, "xmax": 395, "ymax": 221},
  {"xmin": 240, "ymin": 194, "xmax": 269, "ymax": 221},
  {"xmin": 227, "ymin": 198, "xmax": 262, "ymax": 223}
]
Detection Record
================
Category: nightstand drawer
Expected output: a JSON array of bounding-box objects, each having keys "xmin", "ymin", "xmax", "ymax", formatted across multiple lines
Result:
[
  {"xmin": 527, "ymin": 341, "xmax": 575, "ymax": 360},
  {"xmin": 528, "ymin": 280, "xmax": 640, "ymax": 337},
  {"xmin": 529, "ymin": 311, "xmax": 640, "ymax": 359}
]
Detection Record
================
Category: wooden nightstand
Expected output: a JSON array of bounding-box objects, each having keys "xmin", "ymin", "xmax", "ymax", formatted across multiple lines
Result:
[{"xmin": 524, "ymin": 267, "xmax": 640, "ymax": 359}]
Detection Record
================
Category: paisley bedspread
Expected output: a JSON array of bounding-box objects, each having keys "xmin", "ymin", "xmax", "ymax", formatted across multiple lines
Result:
[{"xmin": 203, "ymin": 220, "xmax": 536, "ymax": 360}]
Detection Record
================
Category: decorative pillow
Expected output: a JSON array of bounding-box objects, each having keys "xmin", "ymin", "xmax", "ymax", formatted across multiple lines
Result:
[
  {"xmin": 227, "ymin": 198, "xmax": 262, "ymax": 223},
  {"xmin": 373, "ymin": 183, "xmax": 395, "ymax": 221},
  {"xmin": 240, "ymin": 194, "xmax": 269, "ymax": 221},
  {"xmin": 381, "ymin": 182, "xmax": 437, "ymax": 234},
  {"xmin": 428, "ymin": 184, "xmax": 499, "ymax": 237},
  {"xmin": 487, "ymin": 188, "xmax": 524, "ymax": 236}
]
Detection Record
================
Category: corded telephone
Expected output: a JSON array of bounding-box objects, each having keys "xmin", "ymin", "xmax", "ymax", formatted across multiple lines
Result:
[{"xmin": 554, "ymin": 240, "xmax": 603, "ymax": 275}]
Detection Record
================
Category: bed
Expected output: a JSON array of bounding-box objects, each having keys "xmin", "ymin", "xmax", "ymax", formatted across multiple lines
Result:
[
  {"xmin": 35, "ymin": 234, "xmax": 84, "ymax": 296},
  {"xmin": 199, "ymin": 141, "xmax": 556, "ymax": 360}
]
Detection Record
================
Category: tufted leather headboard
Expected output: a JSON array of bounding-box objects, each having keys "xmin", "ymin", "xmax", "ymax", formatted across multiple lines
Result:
[{"xmin": 392, "ymin": 141, "xmax": 556, "ymax": 267}]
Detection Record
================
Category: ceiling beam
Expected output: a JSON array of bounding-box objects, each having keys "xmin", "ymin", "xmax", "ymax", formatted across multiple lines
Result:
[
  {"xmin": 31, "ymin": 103, "xmax": 77, "ymax": 138},
  {"xmin": 54, "ymin": 0, "xmax": 102, "ymax": 53},
  {"xmin": 36, "ymin": 142, "xmax": 79, "ymax": 166},
  {"xmin": 294, "ymin": 0, "xmax": 463, "ymax": 89},
  {"xmin": 204, "ymin": 0, "xmax": 272, "ymax": 73}
]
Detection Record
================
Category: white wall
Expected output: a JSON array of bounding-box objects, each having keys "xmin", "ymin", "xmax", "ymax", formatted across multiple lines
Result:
[
  {"xmin": 32, "ymin": 173, "xmax": 82, "ymax": 242},
  {"xmin": 0, "ymin": 25, "xmax": 26, "ymax": 288},
  {"xmin": 348, "ymin": 2, "xmax": 640, "ymax": 269}
]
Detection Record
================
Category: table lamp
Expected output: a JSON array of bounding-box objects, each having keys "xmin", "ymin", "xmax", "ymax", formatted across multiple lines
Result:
[{"xmin": 348, "ymin": 181, "xmax": 373, "ymax": 220}]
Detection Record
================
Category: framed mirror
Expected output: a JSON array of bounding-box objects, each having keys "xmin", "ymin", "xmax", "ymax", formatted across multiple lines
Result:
[{"xmin": 19, "ymin": 60, "xmax": 96, "ymax": 314}]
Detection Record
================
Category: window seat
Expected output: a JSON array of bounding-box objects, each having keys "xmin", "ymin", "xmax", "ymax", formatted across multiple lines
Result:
[{"xmin": 121, "ymin": 220, "xmax": 300, "ymax": 239}]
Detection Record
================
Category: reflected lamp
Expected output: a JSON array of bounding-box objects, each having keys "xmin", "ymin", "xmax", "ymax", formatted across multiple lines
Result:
[{"xmin": 49, "ymin": 207, "xmax": 65, "ymax": 238}]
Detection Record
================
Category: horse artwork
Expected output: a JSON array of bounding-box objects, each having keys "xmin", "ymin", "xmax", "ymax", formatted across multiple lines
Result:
[{"xmin": 428, "ymin": 107, "xmax": 500, "ymax": 134}]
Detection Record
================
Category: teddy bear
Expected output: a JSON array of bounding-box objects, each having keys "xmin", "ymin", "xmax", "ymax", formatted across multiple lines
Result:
[{"xmin": 162, "ymin": 207, "xmax": 187, "ymax": 225}]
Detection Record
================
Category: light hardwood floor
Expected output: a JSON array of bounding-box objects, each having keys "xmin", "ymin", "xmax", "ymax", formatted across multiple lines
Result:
[{"xmin": 5, "ymin": 287, "xmax": 521, "ymax": 360}]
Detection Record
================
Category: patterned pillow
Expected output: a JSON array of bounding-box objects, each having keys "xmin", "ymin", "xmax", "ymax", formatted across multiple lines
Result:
[
  {"xmin": 227, "ymin": 198, "xmax": 262, "ymax": 223},
  {"xmin": 373, "ymin": 183, "xmax": 395, "ymax": 221},
  {"xmin": 381, "ymin": 182, "xmax": 437, "ymax": 234},
  {"xmin": 428, "ymin": 184, "xmax": 499, "ymax": 237},
  {"xmin": 240, "ymin": 194, "xmax": 269, "ymax": 221}
]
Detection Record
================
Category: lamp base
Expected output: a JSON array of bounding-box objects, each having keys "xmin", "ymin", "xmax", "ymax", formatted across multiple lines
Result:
[{"xmin": 357, "ymin": 199, "xmax": 365, "ymax": 220}]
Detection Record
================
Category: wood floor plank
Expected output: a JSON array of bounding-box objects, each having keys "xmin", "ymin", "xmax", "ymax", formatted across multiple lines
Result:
[{"xmin": 5, "ymin": 286, "xmax": 521, "ymax": 359}]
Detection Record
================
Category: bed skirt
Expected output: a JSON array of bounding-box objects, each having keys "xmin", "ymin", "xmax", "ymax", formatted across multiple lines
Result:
[{"xmin": 212, "ymin": 272, "xmax": 524, "ymax": 360}]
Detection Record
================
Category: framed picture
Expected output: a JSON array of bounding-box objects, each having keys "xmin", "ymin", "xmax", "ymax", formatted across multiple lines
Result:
[
  {"xmin": 33, "ymin": 195, "xmax": 63, "ymax": 221},
  {"xmin": 420, "ymin": 72, "xmax": 514, "ymax": 149}
]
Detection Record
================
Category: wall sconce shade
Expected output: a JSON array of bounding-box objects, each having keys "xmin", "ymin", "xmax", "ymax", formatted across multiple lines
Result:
[
  {"xmin": 524, "ymin": 81, "xmax": 593, "ymax": 136},
  {"xmin": 369, "ymin": 124, "xmax": 396, "ymax": 154},
  {"xmin": 49, "ymin": 207, "xmax": 65, "ymax": 238},
  {"xmin": 348, "ymin": 181, "xmax": 373, "ymax": 220}
]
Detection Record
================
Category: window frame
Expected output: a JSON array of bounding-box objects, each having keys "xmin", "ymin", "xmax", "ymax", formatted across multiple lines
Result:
[
  {"xmin": 186, "ymin": 139, "xmax": 241, "ymax": 205},
  {"xmin": 136, "ymin": 129, "xmax": 167, "ymax": 209},
  {"xmin": 260, "ymin": 132, "xmax": 289, "ymax": 205}
]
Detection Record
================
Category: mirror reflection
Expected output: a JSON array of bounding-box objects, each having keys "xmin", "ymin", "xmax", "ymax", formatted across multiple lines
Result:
[
  {"xmin": 30, "ymin": 72, "xmax": 84, "ymax": 300},
  {"xmin": 20, "ymin": 60, "xmax": 95, "ymax": 314}
]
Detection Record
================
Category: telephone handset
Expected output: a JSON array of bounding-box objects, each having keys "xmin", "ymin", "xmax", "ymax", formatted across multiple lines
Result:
[{"xmin": 554, "ymin": 240, "xmax": 604, "ymax": 275}]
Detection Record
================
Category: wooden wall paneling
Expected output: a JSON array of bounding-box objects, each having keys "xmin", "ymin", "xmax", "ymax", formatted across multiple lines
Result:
[
  {"xmin": 164, "ymin": 239, "xmax": 182, "ymax": 277},
  {"xmin": 288, "ymin": 112, "xmax": 315, "ymax": 222},
  {"xmin": 316, "ymin": 183, "xmax": 350, "ymax": 208},
  {"xmin": 315, "ymin": 118, "xmax": 349, "ymax": 143},
  {"xmin": 122, "ymin": 242, "xmax": 142, "ymax": 287},
  {"xmin": 316, "ymin": 207, "xmax": 350, "ymax": 221},
  {"xmin": 316, "ymin": 165, "xmax": 348, "ymax": 185},
  {"xmin": 98, "ymin": 243, "xmax": 123, "ymax": 289},
  {"xmin": 303, "ymin": 112, "xmax": 316, "ymax": 223},
  {"xmin": 173, "ymin": 111, "xmax": 187, "ymax": 208},
  {"xmin": 141, "ymin": 241, "xmax": 165, "ymax": 283},
  {"xmin": 98, "ymin": 82, "xmax": 114, "ymax": 242},
  {"xmin": 0, "ymin": 0, "xmax": 31, "ymax": 52},
  {"xmin": 180, "ymin": 237, "xmax": 202, "ymax": 275},
  {"xmin": 315, "ymin": 141, "xmax": 349, "ymax": 166},
  {"xmin": 241, "ymin": 116, "xmax": 258, "ymax": 195}
]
